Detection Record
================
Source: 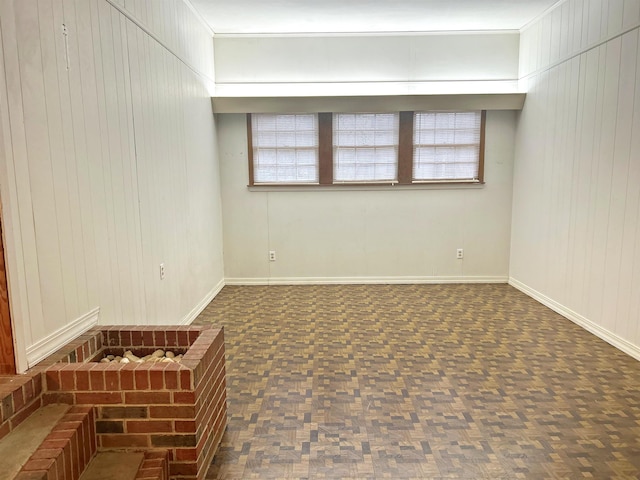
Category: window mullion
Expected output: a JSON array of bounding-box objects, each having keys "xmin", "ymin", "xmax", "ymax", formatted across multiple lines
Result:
[
  {"xmin": 397, "ymin": 111, "xmax": 414, "ymax": 185},
  {"xmin": 478, "ymin": 110, "xmax": 486, "ymax": 184},
  {"xmin": 247, "ymin": 113, "xmax": 255, "ymax": 186},
  {"xmin": 318, "ymin": 113, "xmax": 333, "ymax": 185}
]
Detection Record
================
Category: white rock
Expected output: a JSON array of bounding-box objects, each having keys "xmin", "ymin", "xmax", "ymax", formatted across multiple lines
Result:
[
  {"xmin": 152, "ymin": 349, "xmax": 165, "ymax": 358},
  {"xmin": 100, "ymin": 357, "xmax": 110, "ymax": 363},
  {"xmin": 124, "ymin": 351, "xmax": 141, "ymax": 362},
  {"xmin": 165, "ymin": 351, "xmax": 175, "ymax": 359},
  {"xmin": 120, "ymin": 357, "xmax": 130, "ymax": 364}
]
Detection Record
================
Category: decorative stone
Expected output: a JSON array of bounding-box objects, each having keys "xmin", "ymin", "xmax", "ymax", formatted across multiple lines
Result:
[{"xmin": 98, "ymin": 349, "xmax": 183, "ymax": 364}]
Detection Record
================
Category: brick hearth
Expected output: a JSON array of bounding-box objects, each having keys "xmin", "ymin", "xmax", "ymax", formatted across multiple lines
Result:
[{"xmin": 35, "ymin": 325, "xmax": 226, "ymax": 480}]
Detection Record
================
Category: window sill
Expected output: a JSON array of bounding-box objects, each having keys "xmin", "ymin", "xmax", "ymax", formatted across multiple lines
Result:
[{"xmin": 248, "ymin": 181, "xmax": 485, "ymax": 192}]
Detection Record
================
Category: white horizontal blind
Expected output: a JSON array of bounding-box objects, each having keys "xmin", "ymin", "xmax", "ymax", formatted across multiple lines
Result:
[
  {"xmin": 413, "ymin": 111, "xmax": 481, "ymax": 181},
  {"xmin": 252, "ymin": 114, "xmax": 319, "ymax": 184},
  {"xmin": 333, "ymin": 113, "xmax": 399, "ymax": 182}
]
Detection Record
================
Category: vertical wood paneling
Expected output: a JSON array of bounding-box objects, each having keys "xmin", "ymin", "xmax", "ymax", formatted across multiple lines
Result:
[
  {"xmin": 15, "ymin": 0, "xmax": 67, "ymax": 333},
  {"xmin": 607, "ymin": 0, "xmax": 625, "ymax": 37},
  {"xmin": 582, "ymin": 46, "xmax": 607, "ymax": 317},
  {"xmin": 40, "ymin": 0, "xmax": 80, "ymax": 323},
  {"xmin": 107, "ymin": 4, "xmax": 134, "ymax": 322},
  {"xmin": 598, "ymin": 0, "xmax": 610, "ymax": 40},
  {"xmin": 113, "ymin": 0, "xmax": 215, "ymax": 83},
  {"xmin": 539, "ymin": 68, "xmax": 554, "ymax": 290},
  {"xmin": 589, "ymin": 39, "xmax": 621, "ymax": 327},
  {"xmin": 587, "ymin": 0, "xmax": 602, "ymax": 45},
  {"xmin": 55, "ymin": 1, "xmax": 90, "ymax": 316},
  {"xmin": 623, "ymin": 0, "xmax": 640, "ymax": 29},
  {"xmin": 520, "ymin": 0, "xmax": 640, "ymax": 79},
  {"xmin": 570, "ymin": 0, "xmax": 583, "ymax": 54},
  {"xmin": 564, "ymin": 55, "xmax": 585, "ymax": 301},
  {"xmin": 0, "ymin": 0, "xmax": 222, "ymax": 369},
  {"xmin": 125, "ymin": 20, "xmax": 151, "ymax": 325},
  {"xmin": 559, "ymin": 2, "xmax": 571, "ymax": 59},
  {"xmin": 92, "ymin": 0, "xmax": 122, "ymax": 322},
  {"xmin": 580, "ymin": 0, "xmax": 590, "ymax": 48},
  {"xmin": 540, "ymin": 16, "xmax": 552, "ymax": 72},
  {"xmin": 0, "ymin": 1, "xmax": 41, "ymax": 356},
  {"xmin": 570, "ymin": 49, "xmax": 598, "ymax": 308},
  {"xmin": 62, "ymin": 0, "xmax": 98, "ymax": 311},
  {"xmin": 550, "ymin": 6, "xmax": 562, "ymax": 64},
  {"xmin": 620, "ymin": 31, "xmax": 640, "ymax": 344},
  {"xmin": 120, "ymin": 12, "xmax": 146, "ymax": 323},
  {"xmin": 550, "ymin": 61, "xmax": 572, "ymax": 296},
  {"xmin": 76, "ymin": 0, "xmax": 113, "ymax": 318},
  {"xmin": 513, "ymin": 0, "xmax": 640, "ymax": 357},
  {"xmin": 606, "ymin": 31, "xmax": 638, "ymax": 334}
]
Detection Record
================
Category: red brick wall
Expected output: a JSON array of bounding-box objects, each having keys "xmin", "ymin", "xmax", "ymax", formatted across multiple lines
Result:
[
  {"xmin": 39, "ymin": 326, "xmax": 226, "ymax": 480},
  {"xmin": 16, "ymin": 405, "xmax": 96, "ymax": 480},
  {"xmin": 0, "ymin": 374, "xmax": 43, "ymax": 441},
  {"xmin": 136, "ymin": 450, "xmax": 171, "ymax": 480}
]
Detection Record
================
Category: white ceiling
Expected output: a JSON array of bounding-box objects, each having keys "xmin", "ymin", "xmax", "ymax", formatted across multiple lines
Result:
[{"xmin": 191, "ymin": 0, "xmax": 561, "ymax": 35}]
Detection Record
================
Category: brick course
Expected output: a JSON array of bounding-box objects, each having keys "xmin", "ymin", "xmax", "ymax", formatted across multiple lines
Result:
[
  {"xmin": 15, "ymin": 405, "xmax": 96, "ymax": 480},
  {"xmin": 20, "ymin": 325, "xmax": 226, "ymax": 480},
  {"xmin": 47, "ymin": 326, "xmax": 226, "ymax": 480}
]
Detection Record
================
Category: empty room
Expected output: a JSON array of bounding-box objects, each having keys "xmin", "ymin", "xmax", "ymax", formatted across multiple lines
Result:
[{"xmin": 0, "ymin": 0, "xmax": 639, "ymax": 479}]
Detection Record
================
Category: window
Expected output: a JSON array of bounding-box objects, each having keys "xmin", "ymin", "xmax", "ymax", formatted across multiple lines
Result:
[
  {"xmin": 333, "ymin": 113, "xmax": 399, "ymax": 183},
  {"xmin": 247, "ymin": 111, "xmax": 485, "ymax": 186},
  {"xmin": 249, "ymin": 113, "xmax": 319, "ymax": 184},
  {"xmin": 413, "ymin": 111, "xmax": 483, "ymax": 182}
]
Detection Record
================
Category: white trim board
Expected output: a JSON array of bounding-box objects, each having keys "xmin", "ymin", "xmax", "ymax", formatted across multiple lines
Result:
[
  {"xmin": 212, "ymin": 92, "xmax": 526, "ymax": 113},
  {"xmin": 225, "ymin": 276, "xmax": 508, "ymax": 286},
  {"xmin": 509, "ymin": 278, "xmax": 640, "ymax": 362},
  {"xmin": 180, "ymin": 278, "xmax": 225, "ymax": 325},
  {"xmin": 26, "ymin": 307, "xmax": 100, "ymax": 368},
  {"xmin": 215, "ymin": 30, "xmax": 521, "ymax": 39}
]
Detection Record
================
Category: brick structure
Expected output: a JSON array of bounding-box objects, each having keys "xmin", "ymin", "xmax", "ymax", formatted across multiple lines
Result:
[
  {"xmin": 39, "ymin": 325, "xmax": 227, "ymax": 480},
  {"xmin": 15, "ymin": 405, "xmax": 96, "ymax": 480},
  {"xmin": 135, "ymin": 450, "xmax": 171, "ymax": 480},
  {"xmin": 0, "ymin": 374, "xmax": 43, "ymax": 440}
]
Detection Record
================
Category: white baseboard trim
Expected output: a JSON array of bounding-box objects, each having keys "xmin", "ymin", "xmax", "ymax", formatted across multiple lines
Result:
[
  {"xmin": 509, "ymin": 277, "xmax": 640, "ymax": 362},
  {"xmin": 180, "ymin": 278, "xmax": 226, "ymax": 325},
  {"xmin": 26, "ymin": 307, "xmax": 100, "ymax": 368},
  {"xmin": 225, "ymin": 275, "xmax": 508, "ymax": 286}
]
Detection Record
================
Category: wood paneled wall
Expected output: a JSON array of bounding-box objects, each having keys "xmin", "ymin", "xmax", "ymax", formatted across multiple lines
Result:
[
  {"xmin": 511, "ymin": 0, "xmax": 640, "ymax": 359},
  {"xmin": 0, "ymin": 0, "xmax": 223, "ymax": 372}
]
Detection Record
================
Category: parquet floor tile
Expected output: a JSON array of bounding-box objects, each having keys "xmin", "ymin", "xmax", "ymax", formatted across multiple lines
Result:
[{"xmin": 196, "ymin": 284, "xmax": 640, "ymax": 479}]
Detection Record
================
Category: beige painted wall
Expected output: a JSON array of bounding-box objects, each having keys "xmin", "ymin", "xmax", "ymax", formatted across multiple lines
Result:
[
  {"xmin": 219, "ymin": 111, "xmax": 515, "ymax": 284},
  {"xmin": 213, "ymin": 32, "xmax": 521, "ymax": 97}
]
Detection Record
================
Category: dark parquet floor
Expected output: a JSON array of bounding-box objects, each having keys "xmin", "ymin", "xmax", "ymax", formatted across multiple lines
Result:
[{"xmin": 195, "ymin": 284, "xmax": 640, "ymax": 479}]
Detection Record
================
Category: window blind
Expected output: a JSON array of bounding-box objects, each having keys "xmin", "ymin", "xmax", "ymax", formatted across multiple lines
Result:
[
  {"xmin": 413, "ymin": 111, "xmax": 481, "ymax": 181},
  {"xmin": 252, "ymin": 113, "xmax": 319, "ymax": 184},
  {"xmin": 333, "ymin": 113, "xmax": 399, "ymax": 182}
]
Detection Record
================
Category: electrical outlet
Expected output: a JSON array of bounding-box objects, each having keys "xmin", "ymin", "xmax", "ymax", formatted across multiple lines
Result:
[
  {"xmin": 160, "ymin": 263, "xmax": 165, "ymax": 279},
  {"xmin": 269, "ymin": 251, "xmax": 276, "ymax": 262},
  {"xmin": 456, "ymin": 249, "xmax": 464, "ymax": 259}
]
